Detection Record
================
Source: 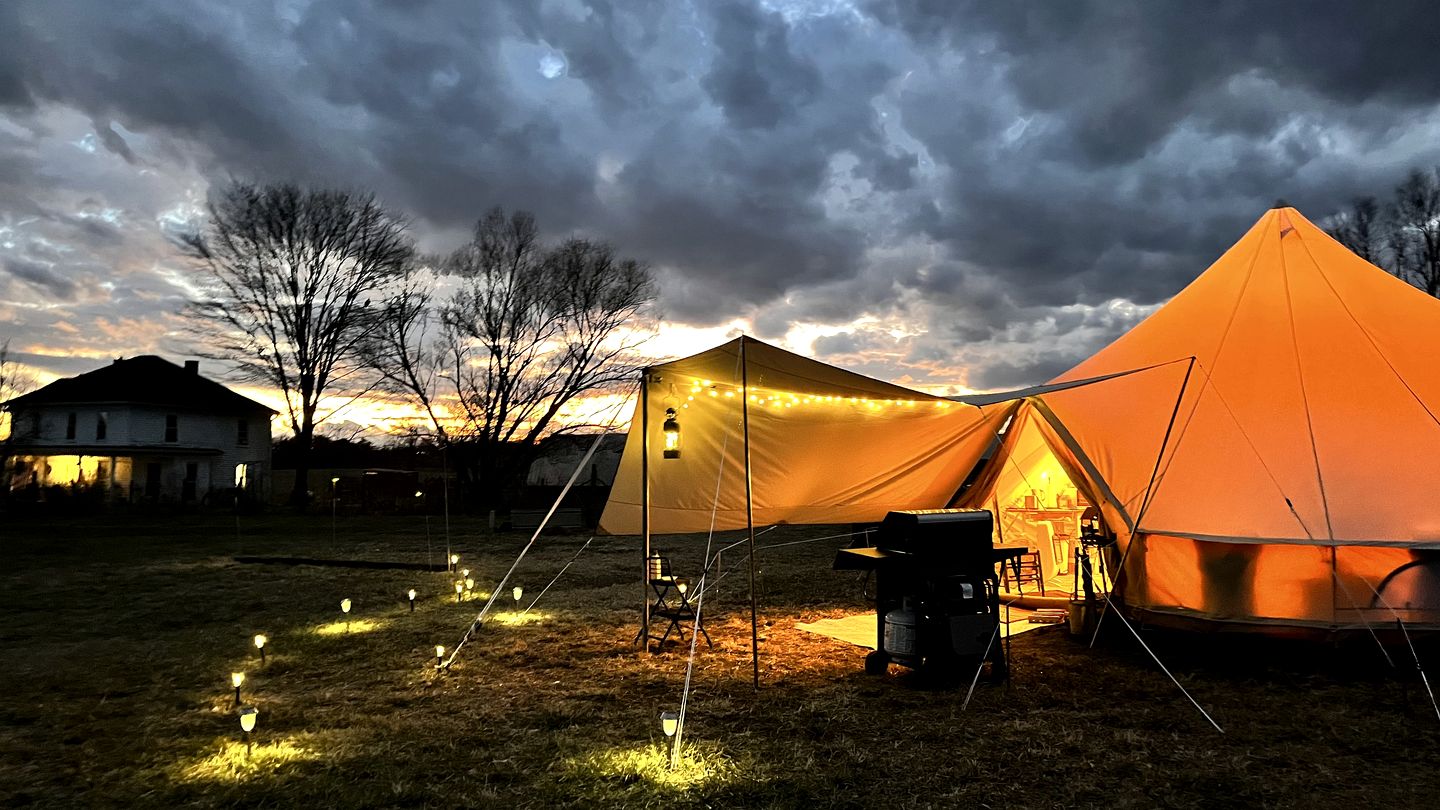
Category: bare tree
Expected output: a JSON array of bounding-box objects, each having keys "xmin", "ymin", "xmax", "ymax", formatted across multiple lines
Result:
[
  {"xmin": 184, "ymin": 182, "xmax": 416, "ymax": 506},
  {"xmin": 1, "ymin": 340, "xmax": 39, "ymax": 489},
  {"xmin": 1386, "ymin": 168, "xmax": 1440, "ymax": 297},
  {"xmin": 1324, "ymin": 196, "xmax": 1384, "ymax": 266},
  {"xmin": 369, "ymin": 207, "xmax": 655, "ymax": 506}
]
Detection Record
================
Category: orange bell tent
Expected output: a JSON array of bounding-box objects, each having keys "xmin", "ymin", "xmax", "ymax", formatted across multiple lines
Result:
[{"xmin": 967, "ymin": 206, "xmax": 1440, "ymax": 629}]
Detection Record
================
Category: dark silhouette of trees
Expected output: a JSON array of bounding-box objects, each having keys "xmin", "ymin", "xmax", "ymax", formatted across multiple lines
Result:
[
  {"xmin": 184, "ymin": 182, "xmax": 416, "ymax": 506},
  {"xmin": 1326, "ymin": 167, "xmax": 1440, "ymax": 297},
  {"xmin": 366, "ymin": 207, "xmax": 655, "ymax": 508}
]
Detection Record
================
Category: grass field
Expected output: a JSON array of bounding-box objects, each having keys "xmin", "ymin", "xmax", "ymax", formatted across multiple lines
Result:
[{"xmin": 2, "ymin": 513, "xmax": 1438, "ymax": 808}]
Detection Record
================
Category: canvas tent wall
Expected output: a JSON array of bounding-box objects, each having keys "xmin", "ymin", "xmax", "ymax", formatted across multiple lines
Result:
[{"xmin": 963, "ymin": 207, "xmax": 1440, "ymax": 629}]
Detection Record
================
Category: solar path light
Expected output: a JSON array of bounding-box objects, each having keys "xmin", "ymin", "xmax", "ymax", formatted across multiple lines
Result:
[
  {"xmin": 239, "ymin": 706, "xmax": 258, "ymax": 756},
  {"xmin": 253, "ymin": 634, "xmax": 267, "ymax": 665},
  {"xmin": 407, "ymin": 589, "xmax": 417, "ymax": 612},
  {"xmin": 231, "ymin": 671, "xmax": 245, "ymax": 706}
]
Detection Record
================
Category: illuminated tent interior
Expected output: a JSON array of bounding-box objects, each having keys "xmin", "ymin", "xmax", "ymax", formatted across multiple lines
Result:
[{"xmin": 600, "ymin": 207, "xmax": 1440, "ymax": 632}]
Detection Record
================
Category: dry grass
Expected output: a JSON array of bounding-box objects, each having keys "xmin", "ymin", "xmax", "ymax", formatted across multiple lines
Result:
[{"xmin": 1, "ymin": 513, "xmax": 1438, "ymax": 808}]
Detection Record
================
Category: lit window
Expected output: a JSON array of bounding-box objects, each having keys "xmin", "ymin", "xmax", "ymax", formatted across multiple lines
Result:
[
  {"xmin": 165, "ymin": 414, "xmax": 178, "ymax": 443},
  {"xmin": 96, "ymin": 412, "xmax": 108, "ymax": 440},
  {"xmin": 235, "ymin": 463, "xmax": 248, "ymax": 490},
  {"xmin": 66, "ymin": 413, "xmax": 76, "ymax": 440},
  {"xmin": 237, "ymin": 419, "xmax": 249, "ymax": 446}
]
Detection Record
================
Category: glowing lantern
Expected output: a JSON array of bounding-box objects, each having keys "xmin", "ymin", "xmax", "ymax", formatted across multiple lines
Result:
[
  {"xmin": 461, "ymin": 568, "xmax": 470, "ymax": 579},
  {"xmin": 253, "ymin": 634, "xmax": 267, "ymax": 665},
  {"xmin": 449, "ymin": 553, "xmax": 460, "ymax": 572},
  {"xmin": 662, "ymin": 408, "xmax": 681, "ymax": 459},
  {"xmin": 435, "ymin": 645, "xmax": 445, "ymax": 668},
  {"xmin": 512, "ymin": 586, "xmax": 523, "ymax": 604},
  {"xmin": 677, "ymin": 581, "xmax": 688, "ymax": 597},
  {"xmin": 660, "ymin": 710, "xmax": 678, "ymax": 737},
  {"xmin": 464, "ymin": 578, "xmax": 475, "ymax": 595},
  {"xmin": 231, "ymin": 671, "xmax": 245, "ymax": 705},
  {"xmin": 340, "ymin": 599, "xmax": 351, "ymax": 614},
  {"xmin": 454, "ymin": 580, "xmax": 464, "ymax": 603},
  {"xmin": 407, "ymin": 589, "xmax": 417, "ymax": 612}
]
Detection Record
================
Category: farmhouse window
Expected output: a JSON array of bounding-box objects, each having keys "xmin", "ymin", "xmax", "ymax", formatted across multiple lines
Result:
[
  {"xmin": 66, "ymin": 412, "xmax": 76, "ymax": 439},
  {"xmin": 96, "ymin": 412, "xmax": 108, "ymax": 440},
  {"xmin": 165, "ymin": 414, "xmax": 178, "ymax": 443}
]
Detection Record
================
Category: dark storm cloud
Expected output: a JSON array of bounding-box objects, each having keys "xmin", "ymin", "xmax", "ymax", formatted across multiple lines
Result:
[
  {"xmin": 4, "ymin": 1, "xmax": 1440, "ymax": 391},
  {"xmin": 877, "ymin": 0, "xmax": 1440, "ymax": 316},
  {"xmin": 4, "ymin": 257, "xmax": 77, "ymax": 300}
]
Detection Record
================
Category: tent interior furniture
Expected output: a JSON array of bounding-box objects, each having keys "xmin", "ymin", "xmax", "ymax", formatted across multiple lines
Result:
[{"xmin": 1001, "ymin": 548, "xmax": 1046, "ymax": 596}]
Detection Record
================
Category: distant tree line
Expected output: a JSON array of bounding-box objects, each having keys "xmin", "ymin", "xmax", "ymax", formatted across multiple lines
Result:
[
  {"xmin": 184, "ymin": 182, "xmax": 656, "ymax": 510},
  {"xmin": 1325, "ymin": 167, "xmax": 1440, "ymax": 297}
]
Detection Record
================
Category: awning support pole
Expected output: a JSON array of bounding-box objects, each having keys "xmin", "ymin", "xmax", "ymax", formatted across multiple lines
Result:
[
  {"xmin": 640, "ymin": 369, "xmax": 651, "ymax": 654},
  {"xmin": 742, "ymin": 337, "xmax": 759, "ymax": 689}
]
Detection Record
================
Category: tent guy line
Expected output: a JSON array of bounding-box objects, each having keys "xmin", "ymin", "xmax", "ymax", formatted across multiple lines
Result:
[
  {"xmin": 439, "ymin": 384, "xmax": 633, "ymax": 670},
  {"xmin": 672, "ymin": 346, "xmax": 746, "ymax": 770}
]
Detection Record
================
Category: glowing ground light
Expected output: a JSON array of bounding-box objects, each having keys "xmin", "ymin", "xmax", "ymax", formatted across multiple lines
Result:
[
  {"xmin": 461, "ymin": 568, "xmax": 470, "ymax": 579},
  {"xmin": 239, "ymin": 706, "xmax": 258, "ymax": 755},
  {"xmin": 512, "ymin": 586, "xmax": 523, "ymax": 603},
  {"xmin": 454, "ymin": 581, "xmax": 464, "ymax": 603},
  {"xmin": 253, "ymin": 634, "xmax": 267, "ymax": 664},
  {"xmin": 340, "ymin": 599, "xmax": 351, "ymax": 614},
  {"xmin": 407, "ymin": 588, "xmax": 417, "ymax": 612},
  {"xmin": 565, "ymin": 742, "xmax": 736, "ymax": 789},
  {"xmin": 231, "ymin": 672, "xmax": 245, "ymax": 705},
  {"xmin": 435, "ymin": 645, "xmax": 445, "ymax": 668}
]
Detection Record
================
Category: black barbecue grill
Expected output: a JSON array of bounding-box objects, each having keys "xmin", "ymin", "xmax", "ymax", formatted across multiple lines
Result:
[{"xmin": 835, "ymin": 509, "xmax": 1012, "ymax": 681}]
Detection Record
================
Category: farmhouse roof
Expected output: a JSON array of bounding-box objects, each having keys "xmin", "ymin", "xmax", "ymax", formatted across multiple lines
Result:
[{"xmin": 6, "ymin": 356, "xmax": 276, "ymax": 415}]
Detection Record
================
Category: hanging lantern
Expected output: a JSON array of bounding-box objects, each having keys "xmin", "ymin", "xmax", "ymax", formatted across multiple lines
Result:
[{"xmin": 662, "ymin": 408, "xmax": 681, "ymax": 459}]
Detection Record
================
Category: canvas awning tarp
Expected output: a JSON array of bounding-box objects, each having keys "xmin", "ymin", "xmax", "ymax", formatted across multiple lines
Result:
[{"xmin": 599, "ymin": 337, "xmax": 1014, "ymax": 535}]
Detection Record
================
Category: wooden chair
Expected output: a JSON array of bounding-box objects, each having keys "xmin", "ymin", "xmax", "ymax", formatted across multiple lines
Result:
[{"xmin": 999, "ymin": 548, "xmax": 1046, "ymax": 596}]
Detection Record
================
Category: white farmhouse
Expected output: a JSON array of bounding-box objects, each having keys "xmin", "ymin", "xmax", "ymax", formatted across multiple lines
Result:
[{"xmin": 3, "ymin": 356, "xmax": 274, "ymax": 503}]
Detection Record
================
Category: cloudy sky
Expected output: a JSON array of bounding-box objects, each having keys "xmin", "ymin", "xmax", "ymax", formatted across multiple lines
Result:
[{"xmin": 4, "ymin": 0, "xmax": 1440, "ymax": 418}]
